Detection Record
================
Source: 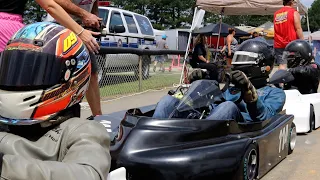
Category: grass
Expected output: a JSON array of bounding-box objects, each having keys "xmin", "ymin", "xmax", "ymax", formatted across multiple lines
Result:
[{"xmin": 99, "ymin": 72, "xmax": 181, "ymax": 99}]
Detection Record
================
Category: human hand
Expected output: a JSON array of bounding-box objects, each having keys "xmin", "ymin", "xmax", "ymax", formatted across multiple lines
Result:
[
  {"xmin": 228, "ymin": 51, "xmax": 231, "ymax": 56},
  {"xmin": 231, "ymin": 70, "xmax": 250, "ymax": 90},
  {"xmin": 78, "ymin": 29, "xmax": 101, "ymax": 54},
  {"xmin": 231, "ymin": 70, "xmax": 258, "ymax": 103},
  {"xmin": 82, "ymin": 13, "xmax": 103, "ymax": 30}
]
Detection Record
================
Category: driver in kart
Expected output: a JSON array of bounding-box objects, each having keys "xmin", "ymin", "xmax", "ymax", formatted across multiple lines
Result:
[
  {"xmin": 0, "ymin": 22, "xmax": 111, "ymax": 179},
  {"xmin": 153, "ymin": 40, "xmax": 286, "ymax": 122},
  {"xmin": 282, "ymin": 39, "xmax": 320, "ymax": 94}
]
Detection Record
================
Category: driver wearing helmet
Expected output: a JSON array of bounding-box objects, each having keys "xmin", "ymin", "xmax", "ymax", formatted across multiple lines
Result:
[
  {"xmin": 153, "ymin": 40, "xmax": 286, "ymax": 122},
  {"xmin": 282, "ymin": 39, "xmax": 320, "ymax": 94},
  {"xmin": 0, "ymin": 22, "xmax": 110, "ymax": 179}
]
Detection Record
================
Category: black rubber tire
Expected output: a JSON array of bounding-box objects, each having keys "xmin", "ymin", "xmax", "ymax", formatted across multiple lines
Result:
[
  {"xmin": 309, "ymin": 104, "xmax": 315, "ymax": 133},
  {"xmin": 234, "ymin": 144, "xmax": 258, "ymax": 180},
  {"xmin": 288, "ymin": 123, "xmax": 297, "ymax": 155}
]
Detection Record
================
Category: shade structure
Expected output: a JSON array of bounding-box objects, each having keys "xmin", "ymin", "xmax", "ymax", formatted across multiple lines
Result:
[
  {"xmin": 192, "ymin": 23, "xmax": 251, "ymax": 37},
  {"xmin": 196, "ymin": 0, "xmax": 308, "ymax": 15},
  {"xmin": 310, "ymin": 31, "xmax": 320, "ymax": 41}
]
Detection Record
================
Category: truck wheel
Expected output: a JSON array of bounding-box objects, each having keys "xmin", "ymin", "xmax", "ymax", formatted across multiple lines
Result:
[
  {"xmin": 288, "ymin": 123, "xmax": 297, "ymax": 155},
  {"xmin": 234, "ymin": 144, "xmax": 258, "ymax": 180},
  {"xmin": 309, "ymin": 104, "xmax": 315, "ymax": 133}
]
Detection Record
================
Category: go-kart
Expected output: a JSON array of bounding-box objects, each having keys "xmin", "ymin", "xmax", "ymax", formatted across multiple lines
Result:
[
  {"xmin": 270, "ymin": 70, "xmax": 320, "ymax": 133},
  {"xmin": 94, "ymin": 74, "xmax": 296, "ymax": 180}
]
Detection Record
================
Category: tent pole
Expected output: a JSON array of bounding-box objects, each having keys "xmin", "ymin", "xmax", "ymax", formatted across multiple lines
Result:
[
  {"xmin": 306, "ymin": 11, "xmax": 311, "ymax": 44},
  {"xmin": 214, "ymin": 8, "xmax": 224, "ymax": 62},
  {"xmin": 179, "ymin": 7, "xmax": 199, "ymax": 85}
]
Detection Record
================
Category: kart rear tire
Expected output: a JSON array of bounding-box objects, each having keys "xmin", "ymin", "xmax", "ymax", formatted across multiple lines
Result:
[
  {"xmin": 308, "ymin": 104, "xmax": 315, "ymax": 133},
  {"xmin": 288, "ymin": 123, "xmax": 297, "ymax": 155},
  {"xmin": 234, "ymin": 144, "xmax": 258, "ymax": 180}
]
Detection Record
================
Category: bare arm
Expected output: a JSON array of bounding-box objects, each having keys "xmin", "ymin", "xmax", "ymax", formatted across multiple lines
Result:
[
  {"xmin": 294, "ymin": 11, "xmax": 304, "ymax": 40},
  {"xmin": 227, "ymin": 36, "xmax": 232, "ymax": 53},
  {"xmin": 198, "ymin": 55, "xmax": 208, "ymax": 63},
  {"xmin": 53, "ymin": 0, "xmax": 88, "ymax": 19},
  {"xmin": 36, "ymin": 0, "xmax": 100, "ymax": 54},
  {"xmin": 54, "ymin": 0, "xmax": 102, "ymax": 29},
  {"xmin": 36, "ymin": 0, "xmax": 83, "ymax": 34}
]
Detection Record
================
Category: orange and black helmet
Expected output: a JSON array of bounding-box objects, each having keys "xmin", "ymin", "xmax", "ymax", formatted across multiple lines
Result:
[{"xmin": 0, "ymin": 22, "xmax": 91, "ymax": 125}]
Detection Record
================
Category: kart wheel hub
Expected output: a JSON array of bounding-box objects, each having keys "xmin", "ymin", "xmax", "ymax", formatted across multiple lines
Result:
[
  {"xmin": 290, "ymin": 126, "xmax": 297, "ymax": 150},
  {"xmin": 247, "ymin": 149, "xmax": 257, "ymax": 180}
]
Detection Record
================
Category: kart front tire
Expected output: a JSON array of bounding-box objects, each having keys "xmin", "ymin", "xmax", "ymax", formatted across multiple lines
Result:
[
  {"xmin": 234, "ymin": 144, "xmax": 258, "ymax": 180},
  {"xmin": 288, "ymin": 123, "xmax": 297, "ymax": 155}
]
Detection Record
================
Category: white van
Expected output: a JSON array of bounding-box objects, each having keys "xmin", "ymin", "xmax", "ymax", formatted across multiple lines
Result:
[{"xmin": 98, "ymin": 2, "xmax": 156, "ymax": 82}]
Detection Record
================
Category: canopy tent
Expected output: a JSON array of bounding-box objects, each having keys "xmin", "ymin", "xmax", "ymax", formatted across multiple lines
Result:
[
  {"xmin": 179, "ymin": 0, "xmax": 311, "ymax": 85},
  {"xmin": 310, "ymin": 31, "xmax": 320, "ymax": 41},
  {"xmin": 192, "ymin": 23, "xmax": 251, "ymax": 37},
  {"xmin": 250, "ymin": 21, "xmax": 274, "ymax": 38},
  {"xmin": 196, "ymin": 0, "xmax": 308, "ymax": 15}
]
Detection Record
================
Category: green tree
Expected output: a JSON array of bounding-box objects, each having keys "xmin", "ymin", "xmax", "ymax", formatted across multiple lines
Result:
[
  {"xmin": 304, "ymin": 0, "xmax": 320, "ymax": 32},
  {"xmin": 23, "ymin": 0, "xmax": 46, "ymax": 24},
  {"xmin": 112, "ymin": 0, "xmax": 196, "ymax": 29}
]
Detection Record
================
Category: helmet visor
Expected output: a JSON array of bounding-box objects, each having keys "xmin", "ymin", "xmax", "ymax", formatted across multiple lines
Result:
[
  {"xmin": 283, "ymin": 51, "xmax": 309, "ymax": 68},
  {"xmin": 282, "ymin": 51, "xmax": 298, "ymax": 61},
  {"xmin": 0, "ymin": 50, "xmax": 65, "ymax": 90},
  {"xmin": 231, "ymin": 51, "xmax": 259, "ymax": 65}
]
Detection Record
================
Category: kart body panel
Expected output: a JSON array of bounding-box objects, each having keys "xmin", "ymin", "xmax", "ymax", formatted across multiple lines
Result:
[
  {"xmin": 283, "ymin": 89, "xmax": 320, "ymax": 133},
  {"xmin": 94, "ymin": 108, "xmax": 294, "ymax": 179}
]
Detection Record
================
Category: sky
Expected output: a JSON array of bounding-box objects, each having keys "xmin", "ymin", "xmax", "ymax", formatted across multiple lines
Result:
[{"xmin": 301, "ymin": 0, "xmax": 315, "ymax": 7}]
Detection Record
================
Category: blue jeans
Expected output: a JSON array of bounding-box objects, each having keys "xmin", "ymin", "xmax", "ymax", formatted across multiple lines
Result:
[{"xmin": 152, "ymin": 95, "xmax": 243, "ymax": 121}]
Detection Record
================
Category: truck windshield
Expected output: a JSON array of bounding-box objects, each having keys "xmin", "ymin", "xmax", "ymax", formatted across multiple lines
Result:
[{"xmin": 98, "ymin": 9, "xmax": 110, "ymax": 25}]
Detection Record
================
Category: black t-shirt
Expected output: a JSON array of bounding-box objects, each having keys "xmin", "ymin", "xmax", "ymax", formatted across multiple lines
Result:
[
  {"xmin": 0, "ymin": 0, "xmax": 28, "ymax": 16},
  {"xmin": 191, "ymin": 44, "xmax": 206, "ymax": 68}
]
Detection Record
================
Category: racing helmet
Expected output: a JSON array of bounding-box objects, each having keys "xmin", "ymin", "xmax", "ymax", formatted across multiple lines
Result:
[
  {"xmin": 283, "ymin": 39, "xmax": 313, "ymax": 68},
  {"xmin": 0, "ymin": 22, "xmax": 91, "ymax": 125},
  {"xmin": 231, "ymin": 39, "xmax": 274, "ymax": 87}
]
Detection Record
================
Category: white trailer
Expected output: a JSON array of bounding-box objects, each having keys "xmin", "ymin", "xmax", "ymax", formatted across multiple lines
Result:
[{"xmin": 165, "ymin": 29, "xmax": 190, "ymax": 51}]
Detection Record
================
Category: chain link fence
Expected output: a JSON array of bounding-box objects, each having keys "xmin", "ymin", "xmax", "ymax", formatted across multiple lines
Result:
[{"xmin": 96, "ymin": 47, "xmax": 188, "ymax": 100}]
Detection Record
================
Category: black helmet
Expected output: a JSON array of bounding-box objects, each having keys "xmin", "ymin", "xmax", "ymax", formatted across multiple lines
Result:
[
  {"xmin": 283, "ymin": 39, "xmax": 313, "ymax": 68},
  {"xmin": 232, "ymin": 39, "xmax": 274, "ymax": 78}
]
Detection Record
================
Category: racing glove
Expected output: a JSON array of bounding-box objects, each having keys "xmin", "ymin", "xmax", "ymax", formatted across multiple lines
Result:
[
  {"xmin": 231, "ymin": 70, "xmax": 258, "ymax": 103},
  {"xmin": 188, "ymin": 69, "xmax": 210, "ymax": 83}
]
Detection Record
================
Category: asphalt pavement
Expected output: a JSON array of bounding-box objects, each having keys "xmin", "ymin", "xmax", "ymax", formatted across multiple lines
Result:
[{"xmin": 80, "ymin": 67, "xmax": 320, "ymax": 180}]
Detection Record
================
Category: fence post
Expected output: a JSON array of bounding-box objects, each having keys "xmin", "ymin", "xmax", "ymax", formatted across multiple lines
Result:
[{"xmin": 139, "ymin": 55, "xmax": 142, "ymax": 91}]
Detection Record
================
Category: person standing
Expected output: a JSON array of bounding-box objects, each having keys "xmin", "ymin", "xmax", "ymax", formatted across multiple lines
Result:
[
  {"xmin": 0, "ymin": 0, "xmax": 28, "ymax": 52},
  {"xmin": 45, "ymin": 0, "xmax": 103, "ymax": 119},
  {"xmin": 153, "ymin": 34, "xmax": 168, "ymax": 72},
  {"xmin": 273, "ymin": 0, "xmax": 304, "ymax": 70},
  {"xmin": 220, "ymin": 28, "xmax": 238, "ymax": 67}
]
